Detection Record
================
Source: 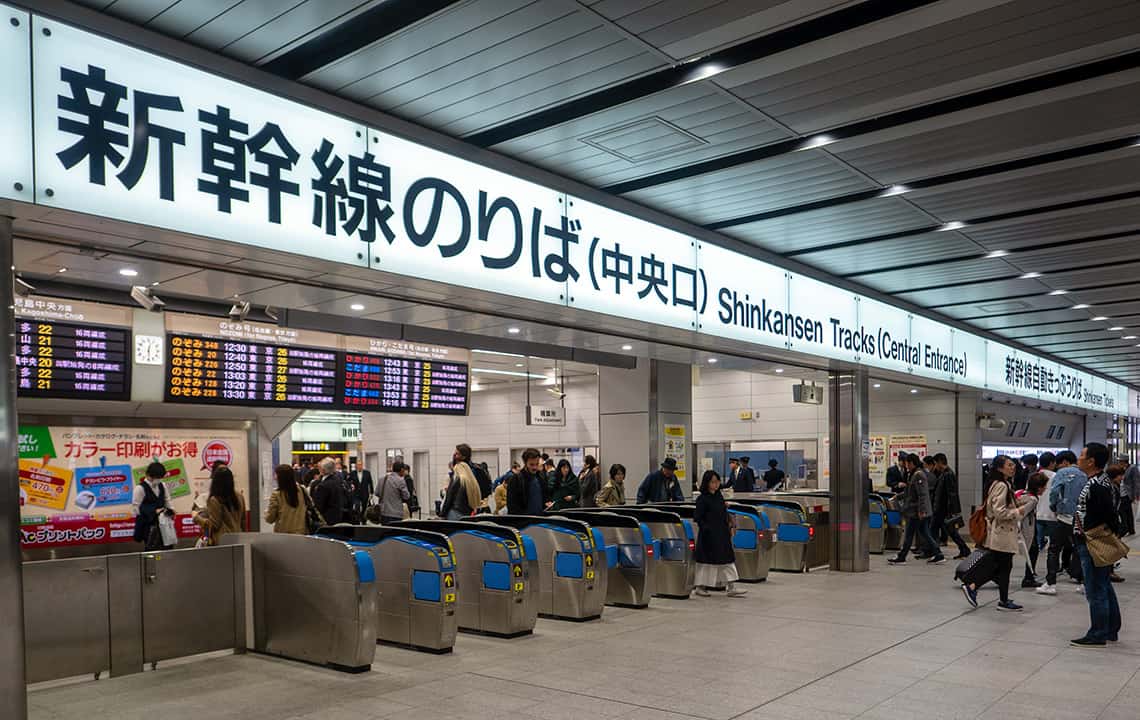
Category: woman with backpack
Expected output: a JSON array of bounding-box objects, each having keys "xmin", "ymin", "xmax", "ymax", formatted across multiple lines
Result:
[{"xmin": 961, "ymin": 455, "xmax": 1032, "ymax": 611}]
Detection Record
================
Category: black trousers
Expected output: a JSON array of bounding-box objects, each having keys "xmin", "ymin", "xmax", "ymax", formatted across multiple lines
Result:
[
  {"xmin": 993, "ymin": 551, "xmax": 1014, "ymax": 603},
  {"xmin": 1120, "ymin": 496, "xmax": 1135, "ymax": 536},
  {"xmin": 1046, "ymin": 521, "xmax": 1082, "ymax": 585},
  {"xmin": 931, "ymin": 511, "xmax": 970, "ymax": 556}
]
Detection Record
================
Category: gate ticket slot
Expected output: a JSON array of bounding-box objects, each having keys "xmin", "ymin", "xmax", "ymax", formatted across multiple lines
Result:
[{"xmin": 15, "ymin": 320, "xmax": 131, "ymax": 400}]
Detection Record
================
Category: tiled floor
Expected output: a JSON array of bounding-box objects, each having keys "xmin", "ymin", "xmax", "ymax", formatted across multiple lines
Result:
[{"xmin": 29, "ymin": 542, "xmax": 1140, "ymax": 720}]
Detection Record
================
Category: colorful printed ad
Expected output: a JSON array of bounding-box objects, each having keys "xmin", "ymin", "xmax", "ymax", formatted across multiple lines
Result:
[{"xmin": 17, "ymin": 424, "xmax": 250, "ymax": 549}]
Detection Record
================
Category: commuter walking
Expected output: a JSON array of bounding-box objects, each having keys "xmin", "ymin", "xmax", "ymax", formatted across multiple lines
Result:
[
  {"xmin": 693, "ymin": 470, "xmax": 746, "ymax": 597},
  {"xmin": 961, "ymin": 455, "xmax": 1030, "ymax": 611},
  {"xmin": 376, "ymin": 462, "xmax": 412, "ymax": 525},
  {"xmin": 735, "ymin": 456, "xmax": 757, "ymax": 493},
  {"xmin": 931, "ymin": 453, "xmax": 970, "ymax": 558},
  {"xmin": 636, "ymin": 458, "xmax": 685, "ymax": 504},
  {"xmin": 1018, "ymin": 473, "xmax": 1047, "ymax": 588},
  {"xmin": 1071, "ymin": 443, "xmax": 1124, "ymax": 647},
  {"xmin": 440, "ymin": 457, "xmax": 480, "ymax": 519},
  {"xmin": 348, "ymin": 463, "xmax": 373, "ymax": 524},
  {"xmin": 1120, "ymin": 458, "xmax": 1138, "ymax": 536},
  {"xmin": 132, "ymin": 461, "xmax": 175, "ymax": 550},
  {"xmin": 454, "ymin": 444, "xmax": 492, "ymax": 502},
  {"xmin": 1034, "ymin": 453, "xmax": 1059, "ymax": 586},
  {"xmin": 596, "ymin": 464, "xmax": 627, "ymax": 507},
  {"xmin": 885, "ymin": 453, "xmax": 906, "ymax": 492},
  {"xmin": 888, "ymin": 454, "xmax": 944, "ymax": 565},
  {"xmin": 193, "ymin": 467, "xmax": 246, "ymax": 546},
  {"xmin": 1041, "ymin": 450, "xmax": 1087, "ymax": 594},
  {"xmin": 264, "ymin": 464, "xmax": 308, "ymax": 534},
  {"xmin": 762, "ymin": 458, "xmax": 786, "ymax": 490},
  {"xmin": 1014, "ymin": 454, "xmax": 1038, "ymax": 492},
  {"xmin": 548, "ymin": 459, "xmax": 581, "ymax": 511},
  {"xmin": 579, "ymin": 455, "xmax": 601, "ymax": 507},
  {"xmin": 508, "ymin": 449, "xmax": 546, "ymax": 515},
  {"xmin": 312, "ymin": 457, "xmax": 347, "ymax": 525}
]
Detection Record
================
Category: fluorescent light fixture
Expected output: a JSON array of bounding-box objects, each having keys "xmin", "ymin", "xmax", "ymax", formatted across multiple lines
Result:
[
  {"xmin": 1110, "ymin": 326, "xmax": 1125, "ymax": 331},
  {"xmin": 1019, "ymin": 272, "xmax": 1041, "ymax": 279},
  {"xmin": 56, "ymin": 267, "xmax": 67, "ymax": 273},
  {"xmin": 118, "ymin": 268, "xmax": 138, "ymax": 277},
  {"xmin": 984, "ymin": 249, "xmax": 1008, "ymax": 258},
  {"xmin": 707, "ymin": 357, "xmax": 718, "ymax": 364},
  {"xmin": 349, "ymin": 303, "xmax": 365, "ymax": 311},
  {"xmin": 687, "ymin": 61, "xmax": 724, "ymax": 82},
  {"xmin": 472, "ymin": 368, "xmax": 546, "ymax": 379},
  {"xmin": 1091, "ymin": 316, "xmax": 1109, "ymax": 321},
  {"xmin": 1071, "ymin": 304, "xmax": 1091, "ymax": 309},
  {"xmin": 507, "ymin": 326, "xmax": 521, "ymax": 334},
  {"xmin": 774, "ymin": 368, "xmax": 784, "ymax": 373},
  {"xmin": 797, "ymin": 134, "xmax": 835, "ymax": 151},
  {"xmin": 471, "ymin": 349, "xmax": 526, "ymax": 358},
  {"xmin": 873, "ymin": 383, "xmax": 882, "ymax": 389},
  {"xmin": 1047, "ymin": 289, "xmax": 1068, "ymax": 296},
  {"xmin": 1124, "ymin": 336, "xmax": 1137, "ymax": 340},
  {"xmin": 909, "ymin": 388, "xmax": 918, "ymax": 394},
  {"xmin": 515, "ymin": 363, "xmax": 524, "ymax": 367},
  {"xmin": 938, "ymin": 221, "xmax": 967, "ymax": 232},
  {"xmin": 880, "ymin": 184, "xmax": 909, "ymax": 197},
  {"xmin": 621, "ymin": 344, "xmax": 633, "ymax": 351}
]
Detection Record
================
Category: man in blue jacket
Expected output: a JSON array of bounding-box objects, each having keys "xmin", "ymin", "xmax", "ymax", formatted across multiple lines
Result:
[
  {"xmin": 637, "ymin": 458, "xmax": 685, "ymax": 504},
  {"xmin": 1041, "ymin": 450, "xmax": 1087, "ymax": 593}
]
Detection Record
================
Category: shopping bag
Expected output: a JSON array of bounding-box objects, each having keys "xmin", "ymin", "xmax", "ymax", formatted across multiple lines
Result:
[{"xmin": 158, "ymin": 512, "xmax": 177, "ymax": 547}]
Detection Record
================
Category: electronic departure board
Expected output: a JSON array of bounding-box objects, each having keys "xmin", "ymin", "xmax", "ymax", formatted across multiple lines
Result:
[
  {"xmin": 165, "ymin": 334, "xmax": 339, "ymax": 408},
  {"xmin": 343, "ymin": 353, "xmax": 469, "ymax": 415},
  {"xmin": 15, "ymin": 320, "xmax": 131, "ymax": 400}
]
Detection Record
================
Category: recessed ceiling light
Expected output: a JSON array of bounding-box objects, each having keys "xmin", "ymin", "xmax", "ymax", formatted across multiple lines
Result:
[
  {"xmin": 873, "ymin": 383, "xmax": 882, "ymax": 389},
  {"xmin": 515, "ymin": 363, "xmax": 524, "ymax": 368},
  {"xmin": 939, "ymin": 221, "xmax": 967, "ymax": 232},
  {"xmin": 1124, "ymin": 336, "xmax": 1137, "ymax": 340},
  {"xmin": 909, "ymin": 388, "xmax": 918, "ymax": 394},
  {"xmin": 349, "ymin": 303, "xmax": 365, "ymax": 311},
  {"xmin": 1047, "ymin": 289, "xmax": 1068, "ymax": 295},
  {"xmin": 798, "ymin": 134, "xmax": 835, "ymax": 151},
  {"xmin": 150, "ymin": 281, "xmax": 160, "ymax": 287},
  {"xmin": 507, "ymin": 327, "xmax": 520, "ymax": 334},
  {"xmin": 880, "ymin": 184, "xmax": 909, "ymax": 197},
  {"xmin": 56, "ymin": 267, "xmax": 67, "ymax": 273},
  {"xmin": 621, "ymin": 344, "xmax": 633, "ymax": 351},
  {"xmin": 1072, "ymin": 304, "xmax": 1091, "ymax": 309},
  {"xmin": 707, "ymin": 357, "xmax": 718, "ymax": 364},
  {"xmin": 1110, "ymin": 326, "xmax": 1125, "ymax": 331},
  {"xmin": 1019, "ymin": 272, "xmax": 1041, "ymax": 279},
  {"xmin": 983, "ymin": 248, "xmax": 1007, "ymax": 257},
  {"xmin": 1092, "ymin": 316, "xmax": 1109, "ymax": 321},
  {"xmin": 118, "ymin": 268, "xmax": 138, "ymax": 277},
  {"xmin": 774, "ymin": 368, "xmax": 784, "ymax": 373}
]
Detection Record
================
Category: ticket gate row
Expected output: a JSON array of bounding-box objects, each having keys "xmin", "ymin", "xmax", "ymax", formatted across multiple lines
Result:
[
  {"xmin": 646, "ymin": 503, "xmax": 773, "ymax": 583},
  {"xmin": 554, "ymin": 510, "xmax": 655, "ymax": 608},
  {"xmin": 731, "ymin": 498, "xmax": 812, "ymax": 572},
  {"xmin": 763, "ymin": 491, "xmax": 831, "ymax": 569}
]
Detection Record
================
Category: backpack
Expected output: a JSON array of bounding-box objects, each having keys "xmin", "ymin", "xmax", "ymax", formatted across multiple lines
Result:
[{"xmin": 472, "ymin": 463, "xmax": 492, "ymax": 499}]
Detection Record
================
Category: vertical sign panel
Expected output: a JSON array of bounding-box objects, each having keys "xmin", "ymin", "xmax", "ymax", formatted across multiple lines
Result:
[
  {"xmin": 787, "ymin": 273, "xmax": 857, "ymax": 361},
  {"xmin": 0, "ymin": 4, "xmax": 32, "ymax": 202},
  {"xmin": 697, "ymin": 241, "xmax": 788, "ymax": 349},
  {"xmin": 32, "ymin": 17, "xmax": 368, "ymax": 266}
]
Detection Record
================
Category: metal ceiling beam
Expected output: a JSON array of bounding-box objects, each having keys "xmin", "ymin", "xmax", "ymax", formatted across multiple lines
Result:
[
  {"xmin": 261, "ymin": 0, "xmax": 464, "ymax": 80},
  {"xmin": 464, "ymin": 0, "xmax": 939, "ymax": 148},
  {"xmin": 604, "ymin": 49, "xmax": 1140, "ymax": 195}
]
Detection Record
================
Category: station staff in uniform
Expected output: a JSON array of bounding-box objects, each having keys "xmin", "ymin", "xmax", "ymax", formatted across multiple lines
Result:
[
  {"xmin": 636, "ymin": 458, "xmax": 684, "ymax": 504},
  {"xmin": 735, "ymin": 457, "xmax": 756, "ymax": 493},
  {"xmin": 133, "ymin": 461, "xmax": 175, "ymax": 550},
  {"xmin": 727, "ymin": 458, "xmax": 740, "ymax": 489}
]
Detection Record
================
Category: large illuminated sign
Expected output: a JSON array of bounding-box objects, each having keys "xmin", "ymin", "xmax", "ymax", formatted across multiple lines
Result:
[{"xmin": 7, "ymin": 11, "xmax": 1133, "ymax": 415}]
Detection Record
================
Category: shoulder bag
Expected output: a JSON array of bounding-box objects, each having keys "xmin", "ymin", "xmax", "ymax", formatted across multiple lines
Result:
[
  {"xmin": 1084, "ymin": 525, "xmax": 1129, "ymax": 567},
  {"xmin": 301, "ymin": 487, "xmax": 324, "ymax": 534}
]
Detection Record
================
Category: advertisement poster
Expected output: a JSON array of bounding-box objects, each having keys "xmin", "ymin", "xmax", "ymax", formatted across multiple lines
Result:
[
  {"xmin": 867, "ymin": 435, "xmax": 888, "ymax": 484},
  {"xmin": 887, "ymin": 434, "xmax": 928, "ymax": 467},
  {"xmin": 18, "ymin": 424, "xmax": 249, "ymax": 549},
  {"xmin": 663, "ymin": 424, "xmax": 688, "ymax": 486}
]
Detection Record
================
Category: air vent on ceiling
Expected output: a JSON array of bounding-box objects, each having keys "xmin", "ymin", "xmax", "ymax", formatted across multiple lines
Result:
[
  {"xmin": 581, "ymin": 116, "xmax": 706, "ymax": 164},
  {"xmin": 977, "ymin": 300, "xmax": 1031, "ymax": 313}
]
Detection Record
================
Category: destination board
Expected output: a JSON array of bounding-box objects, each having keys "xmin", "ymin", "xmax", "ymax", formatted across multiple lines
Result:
[
  {"xmin": 342, "ymin": 352, "xmax": 469, "ymax": 415},
  {"xmin": 15, "ymin": 320, "xmax": 131, "ymax": 400}
]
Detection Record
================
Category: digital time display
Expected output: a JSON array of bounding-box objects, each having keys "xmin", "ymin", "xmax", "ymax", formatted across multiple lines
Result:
[
  {"xmin": 15, "ymin": 320, "xmax": 131, "ymax": 400},
  {"xmin": 164, "ymin": 334, "xmax": 338, "ymax": 408},
  {"xmin": 342, "ymin": 353, "xmax": 469, "ymax": 415}
]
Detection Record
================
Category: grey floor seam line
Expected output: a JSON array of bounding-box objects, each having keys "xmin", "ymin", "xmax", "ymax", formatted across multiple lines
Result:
[
  {"xmin": 465, "ymin": 671, "xmax": 711, "ymax": 720},
  {"xmin": 723, "ymin": 587, "xmax": 1028, "ymax": 720},
  {"xmin": 1094, "ymin": 663, "xmax": 1140, "ymax": 719}
]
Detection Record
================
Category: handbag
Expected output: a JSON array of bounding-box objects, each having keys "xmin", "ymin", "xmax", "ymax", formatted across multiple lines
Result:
[
  {"xmin": 943, "ymin": 513, "xmax": 965, "ymax": 532},
  {"xmin": 968, "ymin": 506, "xmax": 988, "ymax": 547},
  {"xmin": 1085, "ymin": 525, "xmax": 1129, "ymax": 567},
  {"xmin": 301, "ymin": 487, "xmax": 324, "ymax": 534},
  {"xmin": 158, "ymin": 512, "xmax": 178, "ymax": 547}
]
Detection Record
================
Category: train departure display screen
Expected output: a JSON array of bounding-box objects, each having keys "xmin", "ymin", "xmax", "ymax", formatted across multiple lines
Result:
[
  {"xmin": 15, "ymin": 320, "xmax": 131, "ymax": 400},
  {"xmin": 342, "ymin": 353, "xmax": 469, "ymax": 415},
  {"xmin": 165, "ymin": 334, "xmax": 339, "ymax": 408}
]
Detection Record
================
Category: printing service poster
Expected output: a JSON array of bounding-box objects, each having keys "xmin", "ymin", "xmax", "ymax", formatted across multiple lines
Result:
[
  {"xmin": 867, "ymin": 435, "xmax": 888, "ymax": 484},
  {"xmin": 18, "ymin": 424, "xmax": 249, "ymax": 548}
]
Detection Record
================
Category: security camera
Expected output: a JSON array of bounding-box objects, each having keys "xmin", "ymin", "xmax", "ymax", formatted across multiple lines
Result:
[
  {"xmin": 130, "ymin": 285, "xmax": 165, "ymax": 312},
  {"xmin": 14, "ymin": 276, "xmax": 35, "ymax": 298},
  {"xmin": 546, "ymin": 387, "xmax": 567, "ymax": 400},
  {"xmin": 228, "ymin": 300, "xmax": 251, "ymax": 321}
]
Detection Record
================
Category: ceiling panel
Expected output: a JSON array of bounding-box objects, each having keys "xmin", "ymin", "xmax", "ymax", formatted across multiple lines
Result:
[
  {"xmin": 887, "ymin": 274, "xmax": 1044, "ymax": 305},
  {"xmin": 724, "ymin": 197, "xmax": 932, "ymax": 253},
  {"xmin": 1004, "ymin": 234, "xmax": 1140, "ymax": 272},
  {"xmin": 963, "ymin": 198, "xmax": 1140, "ymax": 250},
  {"xmin": 621, "ymin": 149, "xmax": 872, "ymax": 225},
  {"xmin": 800, "ymin": 231, "xmax": 982, "ymax": 276},
  {"xmin": 214, "ymin": 1, "xmax": 377, "ymax": 63},
  {"xmin": 1037, "ymin": 260, "xmax": 1140, "ymax": 290},
  {"xmin": 722, "ymin": 0, "xmax": 1140, "ymax": 134},
  {"xmin": 147, "ymin": 269, "xmax": 283, "ymax": 298},
  {"xmin": 995, "ymin": 326, "xmax": 1116, "ymax": 343}
]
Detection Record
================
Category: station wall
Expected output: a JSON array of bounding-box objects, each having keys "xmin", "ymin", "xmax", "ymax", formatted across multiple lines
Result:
[{"xmin": 359, "ymin": 375, "xmax": 599, "ymax": 501}]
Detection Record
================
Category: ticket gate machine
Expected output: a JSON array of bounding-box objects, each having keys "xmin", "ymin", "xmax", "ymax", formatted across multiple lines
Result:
[
  {"xmin": 220, "ymin": 533, "xmax": 378, "ymax": 671},
  {"xmin": 467, "ymin": 516, "xmax": 606, "ymax": 621},
  {"xmin": 867, "ymin": 496, "xmax": 887, "ymax": 554},
  {"xmin": 553, "ymin": 510, "xmax": 655, "ymax": 608},
  {"xmin": 874, "ymin": 492, "xmax": 904, "ymax": 550},
  {"xmin": 730, "ymin": 499, "xmax": 812, "ymax": 572},
  {"xmin": 314, "ymin": 525, "xmax": 458, "ymax": 653},
  {"xmin": 760, "ymin": 491, "xmax": 831, "ymax": 569},
  {"xmin": 568, "ymin": 507, "xmax": 695, "ymax": 598},
  {"xmin": 398, "ymin": 520, "xmax": 537, "ymax": 638},
  {"xmin": 649, "ymin": 502, "xmax": 773, "ymax": 583}
]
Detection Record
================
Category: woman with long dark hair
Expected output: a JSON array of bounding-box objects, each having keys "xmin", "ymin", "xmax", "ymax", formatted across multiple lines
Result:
[
  {"xmin": 547, "ymin": 459, "xmax": 580, "ymax": 511},
  {"xmin": 194, "ymin": 467, "xmax": 247, "ymax": 545},
  {"xmin": 693, "ymin": 470, "xmax": 745, "ymax": 597},
  {"xmin": 961, "ymin": 455, "xmax": 1030, "ymax": 610},
  {"xmin": 265, "ymin": 464, "xmax": 308, "ymax": 534},
  {"xmin": 579, "ymin": 455, "xmax": 601, "ymax": 507}
]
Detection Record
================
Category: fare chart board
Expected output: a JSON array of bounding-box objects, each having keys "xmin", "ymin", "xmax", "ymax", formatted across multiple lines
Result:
[
  {"xmin": 343, "ymin": 352, "xmax": 469, "ymax": 414},
  {"xmin": 165, "ymin": 334, "xmax": 339, "ymax": 408},
  {"xmin": 15, "ymin": 320, "xmax": 131, "ymax": 400}
]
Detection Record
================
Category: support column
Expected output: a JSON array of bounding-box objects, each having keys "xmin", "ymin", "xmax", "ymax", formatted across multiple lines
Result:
[
  {"xmin": 1, "ymin": 217, "xmax": 27, "ymax": 719},
  {"xmin": 599, "ymin": 360, "xmax": 692, "ymax": 498},
  {"xmin": 829, "ymin": 366, "xmax": 870, "ymax": 572}
]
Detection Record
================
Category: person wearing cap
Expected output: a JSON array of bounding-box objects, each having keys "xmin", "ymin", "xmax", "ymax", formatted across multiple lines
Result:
[
  {"xmin": 727, "ymin": 458, "xmax": 740, "ymax": 490},
  {"xmin": 637, "ymin": 458, "xmax": 685, "ymax": 504},
  {"xmin": 735, "ymin": 456, "xmax": 757, "ymax": 493}
]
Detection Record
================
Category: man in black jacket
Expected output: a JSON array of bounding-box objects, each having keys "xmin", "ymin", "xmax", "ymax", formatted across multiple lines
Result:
[
  {"xmin": 312, "ymin": 457, "xmax": 345, "ymax": 525},
  {"xmin": 349, "ymin": 463, "xmax": 373, "ymax": 520},
  {"xmin": 885, "ymin": 454, "xmax": 906, "ymax": 492},
  {"xmin": 1071, "ymin": 442, "xmax": 1122, "ymax": 648},
  {"xmin": 508, "ymin": 448, "xmax": 546, "ymax": 515},
  {"xmin": 637, "ymin": 458, "xmax": 685, "ymax": 504},
  {"xmin": 931, "ymin": 453, "xmax": 970, "ymax": 559}
]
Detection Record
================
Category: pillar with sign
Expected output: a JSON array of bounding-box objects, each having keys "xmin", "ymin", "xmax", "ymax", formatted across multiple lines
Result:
[
  {"xmin": 598, "ymin": 360, "xmax": 692, "ymax": 495},
  {"xmin": 829, "ymin": 367, "xmax": 870, "ymax": 572}
]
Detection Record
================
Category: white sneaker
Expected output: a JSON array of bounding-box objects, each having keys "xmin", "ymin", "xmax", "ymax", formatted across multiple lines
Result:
[
  {"xmin": 726, "ymin": 585, "xmax": 748, "ymax": 597},
  {"xmin": 1036, "ymin": 583, "xmax": 1057, "ymax": 595},
  {"xmin": 1075, "ymin": 584, "xmax": 1085, "ymax": 594},
  {"xmin": 694, "ymin": 587, "xmax": 711, "ymax": 597}
]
